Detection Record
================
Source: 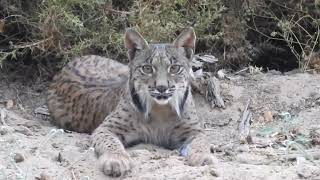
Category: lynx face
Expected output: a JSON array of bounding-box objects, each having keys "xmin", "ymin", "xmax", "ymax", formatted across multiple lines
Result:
[{"xmin": 125, "ymin": 28, "xmax": 196, "ymax": 117}]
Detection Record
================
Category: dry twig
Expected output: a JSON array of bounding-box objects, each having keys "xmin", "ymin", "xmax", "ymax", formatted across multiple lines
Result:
[
  {"xmin": 206, "ymin": 76, "xmax": 225, "ymax": 108},
  {"xmin": 239, "ymin": 99, "xmax": 253, "ymax": 144}
]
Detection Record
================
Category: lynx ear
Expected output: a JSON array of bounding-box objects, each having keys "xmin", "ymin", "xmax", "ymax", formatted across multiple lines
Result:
[
  {"xmin": 125, "ymin": 28, "xmax": 148, "ymax": 60},
  {"xmin": 173, "ymin": 27, "xmax": 196, "ymax": 50},
  {"xmin": 173, "ymin": 27, "xmax": 196, "ymax": 59}
]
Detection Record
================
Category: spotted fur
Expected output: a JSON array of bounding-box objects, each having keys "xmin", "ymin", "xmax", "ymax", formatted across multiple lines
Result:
[
  {"xmin": 47, "ymin": 27, "xmax": 217, "ymax": 177},
  {"xmin": 47, "ymin": 55, "xmax": 129, "ymax": 133}
]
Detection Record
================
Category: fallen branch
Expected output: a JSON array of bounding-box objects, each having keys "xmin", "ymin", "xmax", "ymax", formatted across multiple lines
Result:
[
  {"xmin": 206, "ymin": 76, "xmax": 225, "ymax": 108},
  {"xmin": 191, "ymin": 73, "xmax": 225, "ymax": 109},
  {"xmin": 239, "ymin": 99, "xmax": 253, "ymax": 144}
]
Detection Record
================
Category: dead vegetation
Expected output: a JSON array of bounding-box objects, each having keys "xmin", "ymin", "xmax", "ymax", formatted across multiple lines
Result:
[{"xmin": 1, "ymin": 0, "xmax": 320, "ymax": 77}]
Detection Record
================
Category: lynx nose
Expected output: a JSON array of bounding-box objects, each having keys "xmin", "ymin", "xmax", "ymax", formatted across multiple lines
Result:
[{"xmin": 156, "ymin": 85, "xmax": 168, "ymax": 93}]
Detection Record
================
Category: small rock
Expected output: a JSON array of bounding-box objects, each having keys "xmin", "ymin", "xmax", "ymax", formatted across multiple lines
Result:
[
  {"xmin": 296, "ymin": 157, "xmax": 306, "ymax": 165},
  {"xmin": 217, "ymin": 69, "xmax": 226, "ymax": 79},
  {"xmin": 51, "ymin": 143, "xmax": 60, "ymax": 149},
  {"xmin": 150, "ymin": 154, "xmax": 162, "ymax": 160},
  {"xmin": 14, "ymin": 153, "xmax": 24, "ymax": 163},
  {"xmin": 297, "ymin": 162, "xmax": 320, "ymax": 179},
  {"xmin": 310, "ymin": 129, "xmax": 320, "ymax": 145},
  {"xmin": 6, "ymin": 99, "xmax": 14, "ymax": 109},
  {"xmin": 210, "ymin": 169, "xmax": 220, "ymax": 177},
  {"xmin": 235, "ymin": 145, "xmax": 250, "ymax": 153},
  {"xmin": 35, "ymin": 173, "xmax": 51, "ymax": 180},
  {"xmin": 15, "ymin": 126, "xmax": 33, "ymax": 136},
  {"xmin": 0, "ymin": 126, "xmax": 14, "ymax": 135},
  {"xmin": 263, "ymin": 111, "xmax": 273, "ymax": 122},
  {"xmin": 224, "ymin": 150, "xmax": 235, "ymax": 157},
  {"xmin": 0, "ymin": 126, "xmax": 8, "ymax": 135}
]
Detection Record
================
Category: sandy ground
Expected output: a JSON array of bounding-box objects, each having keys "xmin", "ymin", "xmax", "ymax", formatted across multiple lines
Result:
[{"xmin": 0, "ymin": 70, "xmax": 320, "ymax": 180}]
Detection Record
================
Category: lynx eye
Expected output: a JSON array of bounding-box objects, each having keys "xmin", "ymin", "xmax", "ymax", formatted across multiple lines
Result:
[
  {"xmin": 169, "ymin": 64, "xmax": 182, "ymax": 74},
  {"xmin": 141, "ymin": 65, "xmax": 153, "ymax": 74}
]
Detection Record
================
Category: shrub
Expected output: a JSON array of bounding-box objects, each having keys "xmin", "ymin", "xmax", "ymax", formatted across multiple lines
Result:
[
  {"xmin": 1, "ymin": 0, "xmax": 319, "ymax": 74},
  {"xmin": 0, "ymin": 0, "xmax": 224, "ymax": 68}
]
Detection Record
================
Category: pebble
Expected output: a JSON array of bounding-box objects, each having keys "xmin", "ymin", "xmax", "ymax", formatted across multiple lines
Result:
[
  {"xmin": 51, "ymin": 143, "xmax": 60, "ymax": 149},
  {"xmin": 0, "ymin": 125, "xmax": 14, "ymax": 135},
  {"xmin": 35, "ymin": 173, "xmax": 51, "ymax": 180},
  {"xmin": 15, "ymin": 126, "xmax": 33, "ymax": 136},
  {"xmin": 263, "ymin": 111, "xmax": 273, "ymax": 122},
  {"xmin": 14, "ymin": 153, "xmax": 24, "ymax": 163},
  {"xmin": 297, "ymin": 162, "xmax": 320, "ymax": 179},
  {"xmin": 6, "ymin": 99, "xmax": 14, "ymax": 109},
  {"xmin": 235, "ymin": 145, "xmax": 250, "ymax": 153},
  {"xmin": 0, "ymin": 126, "xmax": 8, "ymax": 135},
  {"xmin": 210, "ymin": 169, "xmax": 220, "ymax": 177}
]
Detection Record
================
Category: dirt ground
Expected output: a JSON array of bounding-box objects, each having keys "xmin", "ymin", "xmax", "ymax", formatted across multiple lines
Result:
[{"xmin": 0, "ymin": 70, "xmax": 320, "ymax": 180}]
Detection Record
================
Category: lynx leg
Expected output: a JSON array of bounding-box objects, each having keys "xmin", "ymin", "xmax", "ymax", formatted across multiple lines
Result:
[
  {"xmin": 91, "ymin": 119, "xmax": 134, "ymax": 177},
  {"xmin": 184, "ymin": 134, "xmax": 218, "ymax": 166},
  {"xmin": 173, "ymin": 123, "xmax": 218, "ymax": 166}
]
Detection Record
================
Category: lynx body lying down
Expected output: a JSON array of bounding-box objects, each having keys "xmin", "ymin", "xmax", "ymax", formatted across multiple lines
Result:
[{"xmin": 47, "ymin": 27, "xmax": 217, "ymax": 177}]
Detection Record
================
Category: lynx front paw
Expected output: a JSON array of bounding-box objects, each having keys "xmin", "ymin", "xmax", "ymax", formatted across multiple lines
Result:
[
  {"xmin": 187, "ymin": 152, "xmax": 218, "ymax": 166},
  {"xmin": 99, "ymin": 152, "xmax": 132, "ymax": 177}
]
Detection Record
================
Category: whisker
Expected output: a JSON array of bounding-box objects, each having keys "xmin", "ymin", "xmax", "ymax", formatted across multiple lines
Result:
[
  {"xmin": 170, "ymin": 87, "xmax": 187, "ymax": 91},
  {"xmin": 131, "ymin": 89, "xmax": 148, "ymax": 95}
]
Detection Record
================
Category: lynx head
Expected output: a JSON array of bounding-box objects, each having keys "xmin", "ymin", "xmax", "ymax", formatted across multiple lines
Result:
[{"xmin": 125, "ymin": 27, "xmax": 196, "ymax": 117}]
